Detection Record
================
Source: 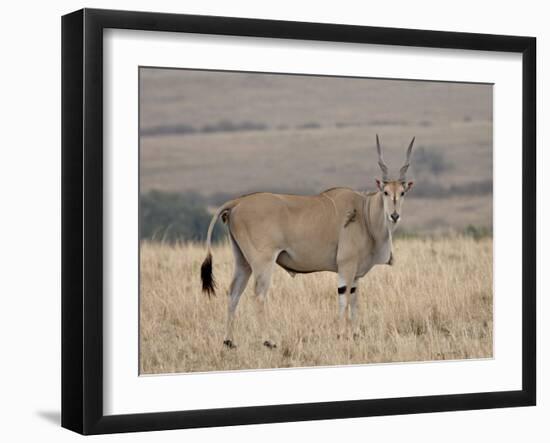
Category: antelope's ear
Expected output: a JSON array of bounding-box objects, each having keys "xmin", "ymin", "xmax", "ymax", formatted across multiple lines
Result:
[
  {"xmin": 376, "ymin": 179, "xmax": 384, "ymax": 191},
  {"xmin": 406, "ymin": 181, "xmax": 414, "ymax": 192}
]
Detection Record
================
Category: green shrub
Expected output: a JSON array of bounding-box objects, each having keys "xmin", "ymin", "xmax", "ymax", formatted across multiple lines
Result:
[
  {"xmin": 414, "ymin": 146, "xmax": 450, "ymax": 176},
  {"xmin": 463, "ymin": 225, "xmax": 492, "ymax": 240},
  {"xmin": 140, "ymin": 190, "xmax": 224, "ymax": 244}
]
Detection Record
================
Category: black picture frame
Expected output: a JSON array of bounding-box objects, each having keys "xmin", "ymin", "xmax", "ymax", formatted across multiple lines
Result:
[{"xmin": 61, "ymin": 8, "xmax": 536, "ymax": 435}]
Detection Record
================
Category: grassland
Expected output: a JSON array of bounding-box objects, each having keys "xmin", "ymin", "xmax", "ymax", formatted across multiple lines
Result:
[{"xmin": 140, "ymin": 236, "xmax": 493, "ymax": 374}]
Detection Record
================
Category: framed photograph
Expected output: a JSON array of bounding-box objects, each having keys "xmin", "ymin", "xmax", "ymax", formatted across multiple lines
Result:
[{"xmin": 61, "ymin": 8, "xmax": 536, "ymax": 435}]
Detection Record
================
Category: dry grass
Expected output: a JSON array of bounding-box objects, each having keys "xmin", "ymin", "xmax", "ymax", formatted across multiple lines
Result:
[{"xmin": 140, "ymin": 236, "xmax": 492, "ymax": 374}]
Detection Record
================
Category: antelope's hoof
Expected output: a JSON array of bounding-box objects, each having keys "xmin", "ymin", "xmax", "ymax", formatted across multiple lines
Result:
[
  {"xmin": 223, "ymin": 339, "xmax": 237, "ymax": 349},
  {"xmin": 263, "ymin": 340, "xmax": 277, "ymax": 349}
]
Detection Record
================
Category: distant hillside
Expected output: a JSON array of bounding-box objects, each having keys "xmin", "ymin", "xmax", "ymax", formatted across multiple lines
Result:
[{"xmin": 139, "ymin": 68, "xmax": 493, "ymax": 233}]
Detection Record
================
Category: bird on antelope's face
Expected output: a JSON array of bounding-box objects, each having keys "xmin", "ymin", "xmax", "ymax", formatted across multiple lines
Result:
[{"xmin": 200, "ymin": 134, "xmax": 416, "ymax": 349}]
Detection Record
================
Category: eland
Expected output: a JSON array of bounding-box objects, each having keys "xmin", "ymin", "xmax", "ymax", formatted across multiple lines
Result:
[{"xmin": 200, "ymin": 135, "xmax": 415, "ymax": 349}]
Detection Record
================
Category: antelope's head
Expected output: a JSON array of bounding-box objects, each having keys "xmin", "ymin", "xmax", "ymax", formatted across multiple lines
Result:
[{"xmin": 375, "ymin": 135, "xmax": 415, "ymax": 225}]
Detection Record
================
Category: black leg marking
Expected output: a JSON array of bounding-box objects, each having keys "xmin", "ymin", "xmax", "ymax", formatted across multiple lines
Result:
[
  {"xmin": 338, "ymin": 286, "xmax": 347, "ymax": 294},
  {"xmin": 223, "ymin": 339, "xmax": 236, "ymax": 349}
]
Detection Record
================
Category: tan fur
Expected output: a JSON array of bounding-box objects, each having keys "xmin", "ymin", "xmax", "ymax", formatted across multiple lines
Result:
[
  {"xmin": 202, "ymin": 187, "xmax": 408, "ymax": 346},
  {"xmin": 228, "ymin": 188, "xmax": 369, "ymax": 274}
]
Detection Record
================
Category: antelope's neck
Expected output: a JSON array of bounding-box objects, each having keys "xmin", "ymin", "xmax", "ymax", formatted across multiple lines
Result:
[{"xmin": 365, "ymin": 192, "xmax": 392, "ymax": 245}]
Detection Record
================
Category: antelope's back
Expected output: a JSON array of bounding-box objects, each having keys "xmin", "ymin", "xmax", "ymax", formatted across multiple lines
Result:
[{"xmin": 228, "ymin": 189, "xmax": 362, "ymax": 250}]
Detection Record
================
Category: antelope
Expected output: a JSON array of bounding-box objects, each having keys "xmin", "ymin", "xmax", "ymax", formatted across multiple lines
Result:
[{"xmin": 200, "ymin": 135, "xmax": 415, "ymax": 349}]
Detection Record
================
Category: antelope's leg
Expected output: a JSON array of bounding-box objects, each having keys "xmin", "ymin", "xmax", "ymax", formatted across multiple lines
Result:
[
  {"xmin": 224, "ymin": 263, "xmax": 251, "ymax": 348},
  {"xmin": 252, "ymin": 259, "xmax": 277, "ymax": 349},
  {"xmin": 224, "ymin": 233, "xmax": 252, "ymax": 349},
  {"xmin": 337, "ymin": 268, "xmax": 356, "ymax": 337},
  {"xmin": 349, "ymin": 279, "xmax": 360, "ymax": 338},
  {"xmin": 337, "ymin": 277, "xmax": 348, "ymax": 321}
]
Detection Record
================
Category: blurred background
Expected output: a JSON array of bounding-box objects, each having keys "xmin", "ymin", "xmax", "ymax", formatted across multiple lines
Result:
[{"xmin": 139, "ymin": 68, "xmax": 493, "ymax": 243}]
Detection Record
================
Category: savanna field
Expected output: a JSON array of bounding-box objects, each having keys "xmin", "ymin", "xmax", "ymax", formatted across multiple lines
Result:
[{"xmin": 140, "ymin": 235, "xmax": 493, "ymax": 374}]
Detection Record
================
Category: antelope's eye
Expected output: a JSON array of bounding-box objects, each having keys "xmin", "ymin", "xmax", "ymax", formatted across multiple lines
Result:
[
  {"xmin": 384, "ymin": 191, "xmax": 388, "ymax": 196},
  {"xmin": 401, "ymin": 192, "xmax": 405, "ymax": 196}
]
